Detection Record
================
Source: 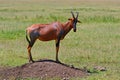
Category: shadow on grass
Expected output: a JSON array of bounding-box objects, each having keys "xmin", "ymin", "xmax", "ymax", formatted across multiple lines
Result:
[
  {"xmin": 23, "ymin": 59, "xmax": 106, "ymax": 74},
  {"xmin": 34, "ymin": 59, "xmax": 87, "ymax": 71},
  {"xmin": 34, "ymin": 59, "xmax": 107, "ymax": 73}
]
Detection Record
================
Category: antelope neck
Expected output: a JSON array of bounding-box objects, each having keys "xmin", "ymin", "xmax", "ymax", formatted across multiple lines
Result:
[{"xmin": 61, "ymin": 21, "xmax": 73, "ymax": 36}]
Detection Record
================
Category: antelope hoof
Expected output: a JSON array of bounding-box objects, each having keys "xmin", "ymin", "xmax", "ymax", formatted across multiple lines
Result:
[
  {"xmin": 56, "ymin": 60, "xmax": 61, "ymax": 63},
  {"xmin": 29, "ymin": 60, "xmax": 34, "ymax": 63}
]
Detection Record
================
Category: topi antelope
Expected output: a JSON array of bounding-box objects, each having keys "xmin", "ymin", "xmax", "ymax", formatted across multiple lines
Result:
[{"xmin": 26, "ymin": 11, "xmax": 81, "ymax": 63}]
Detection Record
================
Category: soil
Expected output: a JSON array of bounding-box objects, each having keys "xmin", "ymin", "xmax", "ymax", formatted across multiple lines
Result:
[{"xmin": 0, "ymin": 59, "xmax": 89, "ymax": 79}]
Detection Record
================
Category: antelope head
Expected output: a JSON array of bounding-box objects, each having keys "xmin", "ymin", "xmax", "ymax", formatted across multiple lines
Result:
[{"xmin": 68, "ymin": 11, "xmax": 81, "ymax": 32}]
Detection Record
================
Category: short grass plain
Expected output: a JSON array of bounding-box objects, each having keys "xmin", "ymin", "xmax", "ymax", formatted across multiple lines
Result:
[{"xmin": 0, "ymin": 0, "xmax": 120, "ymax": 80}]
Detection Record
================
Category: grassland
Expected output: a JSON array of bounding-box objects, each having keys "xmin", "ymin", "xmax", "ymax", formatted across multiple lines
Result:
[{"xmin": 0, "ymin": 0, "xmax": 120, "ymax": 79}]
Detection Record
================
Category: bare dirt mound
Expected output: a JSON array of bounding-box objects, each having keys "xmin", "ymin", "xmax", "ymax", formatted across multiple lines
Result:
[{"xmin": 0, "ymin": 59, "xmax": 89, "ymax": 79}]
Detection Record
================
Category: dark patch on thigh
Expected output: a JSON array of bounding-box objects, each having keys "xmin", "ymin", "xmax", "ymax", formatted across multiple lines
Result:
[{"xmin": 30, "ymin": 30, "xmax": 40, "ymax": 40}]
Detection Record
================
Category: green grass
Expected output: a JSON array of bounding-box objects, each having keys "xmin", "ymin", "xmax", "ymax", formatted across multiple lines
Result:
[{"xmin": 0, "ymin": 0, "xmax": 120, "ymax": 79}]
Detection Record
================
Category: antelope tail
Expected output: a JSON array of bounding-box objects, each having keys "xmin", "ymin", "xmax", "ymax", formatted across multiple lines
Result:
[{"xmin": 26, "ymin": 30, "xmax": 30, "ymax": 45}]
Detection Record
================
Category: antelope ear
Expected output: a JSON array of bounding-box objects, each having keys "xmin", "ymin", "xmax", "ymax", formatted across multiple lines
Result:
[
  {"xmin": 77, "ymin": 20, "xmax": 82, "ymax": 23},
  {"xmin": 68, "ymin": 18, "xmax": 72, "ymax": 21}
]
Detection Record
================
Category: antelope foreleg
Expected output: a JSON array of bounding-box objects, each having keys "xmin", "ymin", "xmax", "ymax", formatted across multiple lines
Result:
[{"xmin": 55, "ymin": 39, "xmax": 61, "ymax": 63}]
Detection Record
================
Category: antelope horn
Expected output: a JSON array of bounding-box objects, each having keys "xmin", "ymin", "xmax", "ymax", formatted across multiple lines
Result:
[
  {"xmin": 76, "ymin": 12, "xmax": 79, "ymax": 19},
  {"xmin": 71, "ymin": 11, "xmax": 75, "ymax": 18}
]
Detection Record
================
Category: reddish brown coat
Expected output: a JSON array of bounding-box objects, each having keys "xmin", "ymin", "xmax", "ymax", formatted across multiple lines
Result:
[{"xmin": 26, "ymin": 12, "xmax": 80, "ymax": 63}]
